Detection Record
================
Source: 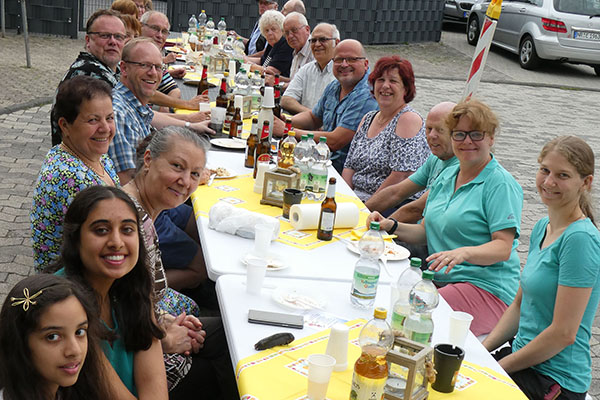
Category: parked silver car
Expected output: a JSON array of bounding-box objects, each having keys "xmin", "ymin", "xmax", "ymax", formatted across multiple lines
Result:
[
  {"xmin": 466, "ymin": 0, "xmax": 600, "ymax": 74},
  {"xmin": 445, "ymin": 0, "xmax": 478, "ymax": 23}
]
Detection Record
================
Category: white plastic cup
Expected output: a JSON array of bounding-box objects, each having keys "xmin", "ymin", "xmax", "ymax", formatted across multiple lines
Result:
[
  {"xmin": 246, "ymin": 258, "xmax": 267, "ymax": 295},
  {"xmin": 307, "ymin": 354, "xmax": 336, "ymax": 400},
  {"xmin": 253, "ymin": 223, "xmax": 273, "ymax": 256},
  {"xmin": 253, "ymin": 161, "xmax": 271, "ymax": 193},
  {"xmin": 199, "ymin": 103, "xmax": 211, "ymax": 112},
  {"xmin": 325, "ymin": 323, "xmax": 349, "ymax": 372},
  {"xmin": 448, "ymin": 311, "xmax": 474, "ymax": 348}
]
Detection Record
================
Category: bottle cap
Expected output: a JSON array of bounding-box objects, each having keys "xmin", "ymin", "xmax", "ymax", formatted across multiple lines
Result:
[
  {"xmin": 373, "ymin": 307, "xmax": 387, "ymax": 319},
  {"xmin": 301, "ymin": 134, "xmax": 308, "ymax": 140},
  {"xmin": 410, "ymin": 257, "xmax": 422, "ymax": 267},
  {"xmin": 422, "ymin": 270, "xmax": 435, "ymax": 280},
  {"xmin": 262, "ymin": 87, "xmax": 275, "ymax": 108},
  {"xmin": 369, "ymin": 221, "xmax": 380, "ymax": 231},
  {"xmin": 307, "ymin": 132, "xmax": 315, "ymax": 139},
  {"xmin": 319, "ymin": 136, "xmax": 327, "ymax": 143},
  {"xmin": 288, "ymin": 130, "xmax": 295, "ymax": 137}
]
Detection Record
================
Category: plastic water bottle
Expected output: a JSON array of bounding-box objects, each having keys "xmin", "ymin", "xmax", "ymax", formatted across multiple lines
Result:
[
  {"xmin": 304, "ymin": 133, "xmax": 317, "ymax": 198},
  {"xmin": 217, "ymin": 17, "xmax": 227, "ymax": 45},
  {"xmin": 350, "ymin": 307, "xmax": 394, "ymax": 400},
  {"xmin": 250, "ymin": 71, "xmax": 263, "ymax": 111},
  {"xmin": 198, "ymin": 10, "xmax": 207, "ymax": 29},
  {"xmin": 403, "ymin": 270, "xmax": 439, "ymax": 344},
  {"xmin": 234, "ymin": 37, "xmax": 246, "ymax": 57},
  {"xmin": 309, "ymin": 137, "xmax": 330, "ymax": 201},
  {"xmin": 234, "ymin": 67, "xmax": 250, "ymax": 95},
  {"xmin": 390, "ymin": 257, "xmax": 422, "ymax": 334},
  {"xmin": 206, "ymin": 17, "xmax": 215, "ymax": 32},
  {"xmin": 350, "ymin": 221, "xmax": 385, "ymax": 309},
  {"xmin": 294, "ymin": 135, "xmax": 308, "ymax": 191},
  {"xmin": 188, "ymin": 14, "xmax": 197, "ymax": 34},
  {"xmin": 223, "ymin": 35, "xmax": 234, "ymax": 55}
]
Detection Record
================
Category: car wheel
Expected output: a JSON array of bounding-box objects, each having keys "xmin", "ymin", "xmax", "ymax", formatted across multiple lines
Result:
[
  {"xmin": 519, "ymin": 35, "xmax": 541, "ymax": 70},
  {"xmin": 467, "ymin": 16, "xmax": 480, "ymax": 46},
  {"xmin": 594, "ymin": 65, "xmax": 600, "ymax": 76}
]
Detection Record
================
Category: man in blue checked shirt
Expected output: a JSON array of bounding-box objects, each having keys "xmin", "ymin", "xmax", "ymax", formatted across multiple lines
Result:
[{"xmin": 279, "ymin": 39, "xmax": 379, "ymax": 173}]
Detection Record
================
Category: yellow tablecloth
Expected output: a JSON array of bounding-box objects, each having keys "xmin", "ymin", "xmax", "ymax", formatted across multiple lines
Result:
[
  {"xmin": 236, "ymin": 320, "xmax": 527, "ymax": 400},
  {"xmin": 191, "ymin": 174, "xmax": 369, "ymax": 250}
]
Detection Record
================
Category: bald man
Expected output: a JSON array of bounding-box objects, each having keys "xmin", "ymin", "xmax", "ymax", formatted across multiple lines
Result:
[
  {"xmin": 286, "ymin": 39, "xmax": 378, "ymax": 172},
  {"xmin": 282, "ymin": 0, "xmax": 306, "ymax": 15},
  {"xmin": 365, "ymin": 102, "xmax": 458, "ymax": 221}
]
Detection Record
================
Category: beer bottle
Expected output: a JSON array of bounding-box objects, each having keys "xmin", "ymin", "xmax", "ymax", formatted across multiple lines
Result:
[
  {"xmin": 245, "ymin": 118, "xmax": 259, "ymax": 168},
  {"xmin": 230, "ymin": 107, "xmax": 243, "ymax": 139},
  {"xmin": 223, "ymin": 99, "xmax": 235, "ymax": 135},
  {"xmin": 273, "ymin": 84, "xmax": 282, "ymax": 119},
  {"xmin": 197, "ymin": 64, "xmax": 210, "ymax": 96},
  {"xmin": 283, "ymin": 117, "xmax": 292, "ymax": 135},
  {"xmin": 317, "ymin": 177, "xmax": 337, "ymax": 241},
  {"xmin": 216, "ymin": 78, "xmax": 228, "ymax": 109},
  {"xmin": 274, "ymin": 73, "xmax": 280, "ymax": 86},
  {"xmin": 253, "ymin": 121, "xmax": 271, "ymax": 178}
]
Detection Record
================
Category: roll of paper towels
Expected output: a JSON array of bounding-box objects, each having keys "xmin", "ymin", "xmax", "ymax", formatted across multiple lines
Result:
[{"xmin": 289, "ymin": 203, "xmax": 359, "ymax": 230}]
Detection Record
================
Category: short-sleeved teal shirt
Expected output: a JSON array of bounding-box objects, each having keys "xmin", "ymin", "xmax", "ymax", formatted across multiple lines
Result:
[
  {"xmin": 409, "ymin": 154, "xmax": 459, "ymax": 189},
  {"xmin": 423, "ymin": 154, "xmax": 523, "ymax": 305},
  {"xmin": 513, "ymin": 217, "xmax": 600, "ymax": 393}
]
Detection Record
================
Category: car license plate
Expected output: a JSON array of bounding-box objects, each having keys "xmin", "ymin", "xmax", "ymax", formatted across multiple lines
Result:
[{"xmin": 574, "ymin": 30, "xmax": 600, "ymax": 41}]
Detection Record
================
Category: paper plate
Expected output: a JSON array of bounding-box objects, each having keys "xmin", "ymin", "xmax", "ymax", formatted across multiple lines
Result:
[
  {"xmin": 242, "ymin": 252, "xmax": 288, "ymax": 271},
  {"xmin": 272, "ymin": 287, "xmax": 327, "ymax": 311},
  {"xmin": 346, "ymin": 241, "xmax": 410, "ymax": 261},
  {"xmin": 210, "ymin": 138, "xmax": 246, "ymax": 150}
]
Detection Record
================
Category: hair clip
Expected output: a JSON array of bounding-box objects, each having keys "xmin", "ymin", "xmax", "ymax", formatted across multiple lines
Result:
[{"xmin": 10, "ymin": 288, "xmax": 43, "ymax": 311}]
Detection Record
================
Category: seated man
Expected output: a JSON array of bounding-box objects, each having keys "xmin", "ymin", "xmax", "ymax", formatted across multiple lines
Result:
[
  {"xmin": 140, "ymin": 10, "xmax": 206, "ymax": 111},
  {"xmin": 282, "ymin": 0, "xmax": 306, "ymax": 15},
  {"xmin": 281, "ymin": 22, "xmax": 338, "ymax": 114},
  {"xmin": 279, "ymin": 39, "xmax": 378, "ymax": 172}
]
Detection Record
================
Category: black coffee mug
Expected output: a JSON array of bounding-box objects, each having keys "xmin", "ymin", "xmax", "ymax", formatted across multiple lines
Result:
[
  {"xmin": 431, "ymin": 344, "xmax": 465, "ymax": 393},
  {"xmin": 282, "ymin": 188, "xmax": 303, "ymax": 219}
]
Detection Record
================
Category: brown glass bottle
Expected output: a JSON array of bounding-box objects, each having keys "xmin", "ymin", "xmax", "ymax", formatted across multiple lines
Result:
[
  {"xmin": 317, "ymin": 177, "xmax": 337, "ymax": 241},
  {"xmin": 216, "ymin": 78, "xmax": 228, "ymax": 109},
  {"xmin": 283, "ymin": 117, "xmax": 292, "ymax": 135},
  {"xmin": 253, "ymin": 121, "xmax": 271, "ymax": 178},
  {"xmin": 229, "ymin": 107, "xmax": 243, "ymax": 138},
  {"xmin": 273, "ymin": 84, "xmax": 282, "ymax": 119},
  {"xmin": 197, "ymin": 64, "xmax": 210, "ymax": 96},
  {"xmin": 245, "ymin": 118, "xmax": 259, "ymax": 168},
  {"xmin": 274, "ymin": 74, "xmax": 280, "ymax": 86},
  {"xmin": 223, "ymin": 99, "xmax": 235, "ymax": 135}
]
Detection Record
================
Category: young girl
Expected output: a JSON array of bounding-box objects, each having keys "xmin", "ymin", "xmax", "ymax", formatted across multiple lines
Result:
[
  {"xmin": 0, "ymin": 274, "xmax": 111, "ymax": 400},
  {"xmin": 59, "ymin": 185, "xmax": 168, "ymax": 399},
  {"xmin": 484, "ymin": 136, "xmax": 600, "ymax": 399}
]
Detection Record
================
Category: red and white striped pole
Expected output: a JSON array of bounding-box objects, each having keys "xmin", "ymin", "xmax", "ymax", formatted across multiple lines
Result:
[{"xmin": 463, "ymin": 0, "xmax": 503, "ymax": 100}]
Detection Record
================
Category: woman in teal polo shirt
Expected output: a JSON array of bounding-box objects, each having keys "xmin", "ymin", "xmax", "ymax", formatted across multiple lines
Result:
[
  {"xmin": 484, "ymin": 136, "xmax": 600, "ymax": 399},
  {"xmin": 370, "ymin": 99, "xmax": 523, "ymax": 336}
]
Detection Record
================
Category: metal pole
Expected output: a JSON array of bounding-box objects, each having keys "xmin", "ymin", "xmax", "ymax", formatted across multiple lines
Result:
[
  {"xmin": 20, "ymin": 0, "xmax": 31, "ymax": 68},
  {"xmin": 1, "ymin": 0, "xmax": 5, "ymax": 38}
]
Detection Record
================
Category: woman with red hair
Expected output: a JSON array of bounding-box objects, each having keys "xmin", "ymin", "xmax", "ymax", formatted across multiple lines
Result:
[{"xmin": 342, "ymin": 56, "xmax": 430, "ymax": 204}]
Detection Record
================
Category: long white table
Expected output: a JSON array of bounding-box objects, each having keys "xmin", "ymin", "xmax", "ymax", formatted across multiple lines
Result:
[
  {"xmin": 196, "ymin": 150, "xmax": 409, "ymax": 282},
  {"xmin": 216, "ymin": 274, "xmax": 507, "ymax": 376}
]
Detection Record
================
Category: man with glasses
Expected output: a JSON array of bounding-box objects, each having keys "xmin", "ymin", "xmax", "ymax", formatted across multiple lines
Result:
[
  {"xmin": 283, "ymin": 39, "xmax": 378, "ymax": 172},
  {"xmin": 272, "ymin": 12, "xmax": 312, "ymax": 83},
  {"xmin": 109, "ymin": 38, "xmax": 212, "ymax": 184},
  {"xmin": 50, "ymin": 9, "xmax": 126, "ymax": 145},
  {"xmin": 281, "ymin": 22, "xmax": 339, "ymax": 114}
]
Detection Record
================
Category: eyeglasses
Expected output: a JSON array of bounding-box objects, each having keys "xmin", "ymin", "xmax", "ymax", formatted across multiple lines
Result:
[
  {"xmin": 332, "ymin": 56, "xmax": 366, "ymax": 64},
  {"xmin": 142, "ymin": 23, "xmax": 170, "ymax": 36},
  {"xmin": 450, "ymin": 130, "xmax": 486, "ymax": 141},
  {"xmin": 123, "ymin": 60, "xmax": 166, "ymax": 72},
  {"xmin": 284, "ymin": 25, "xmax": 307, "ymax": 36},
  {"xmin": 87, "ymin": 32, "xmax": 127, "ymax": 42},
  {"xmin": 309, "ymin": 37, "xmax": 335, "ymax": 44}
]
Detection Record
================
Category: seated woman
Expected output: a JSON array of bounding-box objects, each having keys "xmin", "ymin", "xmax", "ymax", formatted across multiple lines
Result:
[
  {"xmin": 0, "ymin": 274, "xmax": 112, "ymax": 399},
  {"xmin": 369, "ymin": 99, "xmax": 523, "ymax": 336},
  {"xmin": 123, "ymin": 127, "xmax": 238, "ymax": 399},
  {"xmin": 31, "ymin": 75, "xmax": 119, "ymax": 272},
  {"xmin": 484, "ymin": 136, "xmax": 600, "ymax": 400},
  {"xmin": 342, "ymin": 56, "xmax": 430, "ymax": 203},
  {"xmin": 58, "ymin": 186, "xmax": 167, "ymax": 399},
  {"xmin": 245, "ymin": 10, "xmax": 293, "ymax": 77},
  {"xmin": 110, "ymin": 0, "xmax": 138, "ymax": 17}
]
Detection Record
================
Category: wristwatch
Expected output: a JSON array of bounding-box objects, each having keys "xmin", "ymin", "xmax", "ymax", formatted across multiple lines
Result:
[
  {"xmin": 185, "ymin": 121, "xmax": 191, "ymax": 128},
  {"xmin": 386, "ymin": 217, "xmax": 398, "ymax": 235}
]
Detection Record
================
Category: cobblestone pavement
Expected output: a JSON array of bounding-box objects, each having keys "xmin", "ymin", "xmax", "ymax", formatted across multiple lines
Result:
[{"xmin": 0, "ymin": 31, "xmax": 598, "ymax": 397}]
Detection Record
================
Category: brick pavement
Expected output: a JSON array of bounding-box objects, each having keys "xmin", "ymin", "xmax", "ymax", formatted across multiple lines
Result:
[{"xmin": 0, "ymin": 31, "xmax": 599, "ymax": 397}]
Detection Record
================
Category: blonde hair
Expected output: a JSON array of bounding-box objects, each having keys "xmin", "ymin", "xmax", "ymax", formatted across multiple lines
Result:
[
  {"xmin": 538, "ymin": 135, "xmax": 596, "ymax": 225},
  {"xmin": 445, "ymin": 98, "xmax": 499, "ymax": 138}
]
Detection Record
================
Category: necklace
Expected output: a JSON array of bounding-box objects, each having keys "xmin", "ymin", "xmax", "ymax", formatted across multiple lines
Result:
[{"xmin": 60, "ymin": 142, "xmax": 106, "ymax": 178}]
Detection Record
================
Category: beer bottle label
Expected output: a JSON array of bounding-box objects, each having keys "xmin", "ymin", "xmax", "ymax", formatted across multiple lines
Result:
[
  {"xmin": 257, "ymin": 153, "xmax": 271, "ymax": 163},
  {"xmin": 319, "ymin": 211, "xmax": 335, "ymax": 232}
]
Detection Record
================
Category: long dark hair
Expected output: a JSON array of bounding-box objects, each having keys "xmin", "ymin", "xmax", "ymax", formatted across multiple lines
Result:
[
  {"xmin": 0, "ymin": 275, "xmax": 111, "ymax": 400},
  {"xmin": 58, "ymin": 186, "xmax": 163, "ymax": 350}
]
